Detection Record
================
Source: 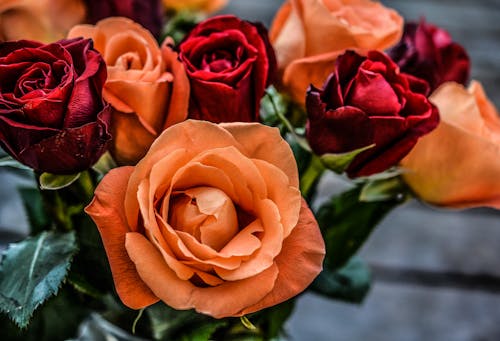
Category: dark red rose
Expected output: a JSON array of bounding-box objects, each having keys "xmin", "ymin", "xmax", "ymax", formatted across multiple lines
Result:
[
  {"xmin": 306, "ymin": 50, "xmax": 439, "ymax": 178},
  {"xmin": 179, "ymin": 15, "xmax": 277, "ymax": 123},
  {"xmin": 387, "ymin": 19, "xmax": 470, "ymax": 91},
  {"xmin": 0, "ymin": 38, "xmax": 111, "ymax": 174},
  {"xmin": 84, "ymin": 0, "xmax": 163, "ymax": 38}
]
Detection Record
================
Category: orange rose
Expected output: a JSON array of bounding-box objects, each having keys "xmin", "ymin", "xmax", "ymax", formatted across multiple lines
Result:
[
  {"xmin": 401, "ymin": 81, "xmax": 500, "ymax": 209},
  {"xmin": 85, "ymin": 120, "xmax": 325, "ymax": 318},
  {"xmin": 269, "ymin": 0, "xmax": 403, "ymax": 104},
  {"xmin": 0, "ymin": 0, "xmax": 85, "ymax": 42},
  {"xmin": 68, "ymin": 17, "xmax": 189, "ymax": 165},
  {"xmin": 162, "ymin": 0, "xmax": 228, "ymax": 13}
]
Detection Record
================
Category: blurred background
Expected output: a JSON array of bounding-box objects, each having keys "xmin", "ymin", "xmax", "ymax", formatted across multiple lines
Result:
[{"xmin": 1, "ymin": 0, "xmax": 500, "ymax": 340}]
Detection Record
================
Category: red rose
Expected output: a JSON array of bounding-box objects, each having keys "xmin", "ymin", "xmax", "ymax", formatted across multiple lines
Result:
[
  {"xmin": 0, "ymin": 38, "xmax": 111, "ymax": 174},
  {"xmin": 306, "ymin": 50, "xmax": 439, "ymax": 178},
  {"xmin": 84, "ymin": 0, "xmax": 164, "ymax": 38},
  {"xmin": 387, "ymin": 19, "xmax": 470, "ymax": 91},
  {"xmin": 179, "ymin": 15, "xmax": 276, "ymax": 123}
]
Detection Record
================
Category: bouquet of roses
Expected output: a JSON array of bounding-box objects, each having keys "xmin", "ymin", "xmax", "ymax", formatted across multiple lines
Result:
[{"xmin": 0, "ymin": 0, "xmax": 498, "ymax": 340}]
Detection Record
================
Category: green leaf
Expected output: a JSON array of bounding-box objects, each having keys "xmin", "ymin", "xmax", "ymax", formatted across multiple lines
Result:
[
  {"xmin": 359, "ymin": 176, "xmax": 409, "ymax": 203},
  {"xmin": 316, "ymin": 186, "xmax": 403, "ymax": 269},
  {"xmin": 18, "ymin": 187, "xmax": 51, "ymax": 234},
  {"xmin": 92, "ymin": 152, "xmax": 117, "ymax": 176},
  {"xmin": 320, "ymin": 144, "xmax": 375, "ymax": 174},
  {"xmin": 39, "ymin": 172, "xmax": 80, "ymax": 191},
  {"xmin": 0, "ymin": 231, "xmax": 78, "ymax": 328},
  {"xmin": 312, "ymin": 257, "xmax": 371, "ymax": 303},
  {"xmin": 147, "ymin": 303, "xmax": 226, "ymax": 341},
  {"xmin": 354, "ymin": 167, "xmax": 404, "ymax": 182},
  {"xmin": 0, "ymin": 286, "xmax": 90, "ymax": 341},
  {"xmin": 0, "ymin": 156, "xmax": 32, "ymax": 171}
]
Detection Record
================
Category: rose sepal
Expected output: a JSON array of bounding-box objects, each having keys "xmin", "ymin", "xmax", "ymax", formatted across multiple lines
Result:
[{"xmin": 320, "ymin": 144, "xmax": 376, "ymax": 174}]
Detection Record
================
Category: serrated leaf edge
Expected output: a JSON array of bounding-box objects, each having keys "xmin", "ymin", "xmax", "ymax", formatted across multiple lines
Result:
[{"xmin": 0, "ymin": 231, "xmax": 78, "ymax": 328}]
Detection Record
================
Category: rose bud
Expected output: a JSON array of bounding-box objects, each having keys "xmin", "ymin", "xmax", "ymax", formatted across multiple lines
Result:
[
  {"xmin": 306, "ymin": 50, "xmax": 439, "ymax": 178},
  {"xmin": 179, "ymin": 15, "xmax": 277, "ymax": 123},
  {"xmin": 387, "ymin": 19, "xmax": 470, "ymax": 91},
  {"xmin": 162, "ymin": 0, "xmax": 228, "ymax": 14},
  {"xmin": 0, "ymin": 0, "xmax": 85, "ymax": 42},
  {"xmin": 86, "ymin": 120, "xmax": 325, "ymax": 318},
  {"xmin": 0, "ymin": 38, "xmax": 111, "ymax": 174},
  {"xmin": 68, "ymin": 17, "xmax": 190, "ymax": 165},
  {"xmin": 401, "ymin": 81, "xmax": 500, "ymax": 209},
  {"xmin": 269, "ymin": 0, "xmax": 403, "ymax": 105},
  {"xmin": 83, "ymin": 0, "xmax": 164, "ymax": 38}
]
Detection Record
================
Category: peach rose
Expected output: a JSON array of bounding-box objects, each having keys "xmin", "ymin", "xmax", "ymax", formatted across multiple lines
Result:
[
  {"xmin": 269, "ymin": 0, "xmax": 403, "ymax": 105},
  {"xmin": 401, "ymin": 81, "xmax": 500, "ymax": 209},
  {"xmin": 0, "ymin": 0, "xmax": 85, "ymax": 42},
  {"xmin": 68, "ymin": 17, "xmax": 189, "ymax": 165},
  {"xmin": 162, "ymin": 0, "xmax": 228, "ymax": 13},
  {"xmin": 85, "ymin": 120, "xmax": 325, "ymax": 318}
]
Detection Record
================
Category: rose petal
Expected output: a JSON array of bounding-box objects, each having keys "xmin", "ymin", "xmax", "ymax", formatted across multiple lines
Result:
[
  {"xmin": 219, "ymin": 219, "xmax": 263, "ymax": 257},
  {"xmin": 0, "ymin": 113, "xmax": 59, "ymax": 160},
  {"xmin": 306, "ymin": 103, "xmax": 374, "ymax": 155},
  {"xmin": 162, "ymin": 39, "xmax": 190, "ymax": 129},
  {"xmin": 252, "ymin": 159, "xmax": 301, "ymax": 238},
  {"xmin": 108, "ymin": 109, "xmax": 155, "ymax": 165},
  {"xmin": 402, "ymin": 120, "xmax": 500, "ymax": 209},
  {"xmin": 125, "ymin": 120, "xmax": 243, "ymax": 229},
  {"xmin": 163, "ymin": 0, "xmax": 228, "ymax": 13},
  {"xmin": 125, "ymin": 231, "xmax": 280, "ymax": 318},
  {"xmin": 402, "ymin": 81, "xmax": 500, "ymax": 208},
  {"xmin": 299, "ymin": 0, "xmax": 403, "ymax": 55},
  {"xmin": 16, "ymin": 106, "xmax": 111, "ymax": 174},
  {"xmin": 346, "ymin": 115, "xmax": 410, "ymax": 177},
  {"xmin": 471, "ymin": 82, "xmax": 500, "ymax": 131},
  {"xmin": 216, "ymin": 199, "xmax": 284, "ymax": 281},
  {"xmin": 156, "ymin": 216, "xmax": 244, "ymax": 270},
  {"xmin": 221, "ymin": 122, "xmax": 299, "ymax": 188},
  {"xmin": 105, "ymin": 80, "xmax": 168, "ymax": 134},
  {"xmin": 241, "ymin": 199, "xmax": 325, "ymax": 315},
  {"xmin": 269, "ymin": 2, "xmax": 305, "ymax": 70},
  {"xmin": 85, "ymin": 167, "xmax": 159, "ymax": 309},
  {"xmin": 347, "ymin": 69, "xmax": 401, "ymax": 116},
  {"xmin": 432, "ymin": 81, "xmax": 500, "ymax": 144},
  {"xmin": 187, "ymin": 72, "xmax": 256, "ymax": 122},
  {"xmin": 282, "ymin": 50, "xmax": 345, "ymax": 106},
  {"xmin": 191, "ymin": 146, "xmax": 269, "ymax": 209}
]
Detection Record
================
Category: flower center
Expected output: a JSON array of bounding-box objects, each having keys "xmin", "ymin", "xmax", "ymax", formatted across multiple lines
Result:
[
  {"xmin": 202, "ymin": 49, "xmax": 237, "ymax": 72},
  {"xmin": 116, "ymin": 52, "xmax": 143, "ymax": 70},
  {"xmin": 169, "ymin": 186, "xmax": 239, "ymax": 251}
]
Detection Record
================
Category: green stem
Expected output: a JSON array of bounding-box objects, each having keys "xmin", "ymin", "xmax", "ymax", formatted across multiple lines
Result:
[
  {"xmin": 265, "ymin": 90, "xmax": 311, "ymax": 152},
  {"xmin": 300, "ymin": 155, "xmax": 326, "ymax": 201},
  {"xmin": 132, "ymin": 308, "xmax": 145, "ymax": 335}
]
